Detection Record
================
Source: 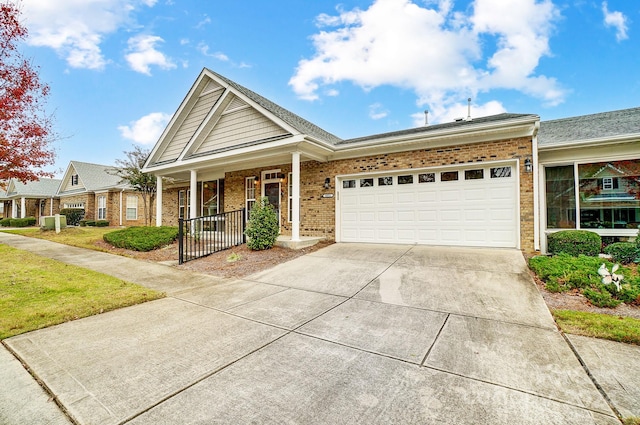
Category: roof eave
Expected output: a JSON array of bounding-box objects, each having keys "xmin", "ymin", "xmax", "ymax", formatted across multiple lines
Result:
[{"xmin": 538, "ymin": 133, "xmax": 640, "ymax": 151}]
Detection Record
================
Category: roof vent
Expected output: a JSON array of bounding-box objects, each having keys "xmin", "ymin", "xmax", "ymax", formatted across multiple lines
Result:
[
  {"xmin": 465, "ymin": 97, "xmax": 473, "ymax": 121},
  {"xmin": 454, "ymin": 117, "xmax": 464, "ymax": 122},
  {"xmin": 424, "ymin": 110, "xmax": 429, "ymax": 126}
]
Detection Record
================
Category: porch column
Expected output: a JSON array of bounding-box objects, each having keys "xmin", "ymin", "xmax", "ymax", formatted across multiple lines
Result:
[
  {"xmin": 291, "ymin": 152, "xmax": 301, "ymax": 241},
  {"xmin": 155, "ymin": 175, "xmax": 163, "ymax": 227},
  {"xmin": 11, "ymin": 199, "xmax": 16, "ymax": 218},
  {"xmin": 20, "ymin": 197, "xmax": 25, "ymax": 218},
  {"xmin": 190, "ymin": 170, "xmax": 197, "ymax": 219}
]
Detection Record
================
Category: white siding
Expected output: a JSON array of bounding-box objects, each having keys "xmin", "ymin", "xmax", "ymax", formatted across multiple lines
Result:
[
  {"xmin": 60, "ymin": 168, "xmax": 84, "ymax": 192},
  {"xmin": 157, "ymin": 90, "xmax": 222, "ymax": 163},
  {"xmin": 195, "ymin": 107, "xmax": 288, "ymax": 154}
]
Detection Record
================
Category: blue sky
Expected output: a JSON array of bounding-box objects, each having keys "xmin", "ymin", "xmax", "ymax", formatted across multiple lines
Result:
[{"xmin": 17, "ymin": 0, "xmax": 639, "ymax": 177}]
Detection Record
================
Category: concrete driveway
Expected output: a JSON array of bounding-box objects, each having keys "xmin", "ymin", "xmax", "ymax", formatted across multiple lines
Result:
[{"xmin": 5, "ymin": 243, "xmax": 620, "ymax": 424}]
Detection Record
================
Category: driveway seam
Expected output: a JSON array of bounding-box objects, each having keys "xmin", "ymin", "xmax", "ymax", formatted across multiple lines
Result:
[
  {"xmin": 561, "ymin": 333, "xmax": 623, "ymax": 420},
  {"xmin": 421, "ymin": 314, "xmax": 450, "ymax": 366}
]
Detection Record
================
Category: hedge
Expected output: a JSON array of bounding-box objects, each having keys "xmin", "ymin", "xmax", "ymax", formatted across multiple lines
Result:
[
  {"xmin": 9, "ymin": 217, "xmax": 37, "ymax": 227},
  {"xmin": 547, "ymin": 230, "xmax": 601, "ymax": 257},
  {"xmin": 60, "ymin": 209, "xmax": 85, "ymax": 226}
]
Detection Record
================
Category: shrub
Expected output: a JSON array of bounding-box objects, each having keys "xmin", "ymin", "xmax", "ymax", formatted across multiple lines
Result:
[
  {"xmin": 60, "ymin": 209, "xmax": 84, "ymax": 226},
  {"xmin": 85, "ymin": 220, "xmax": 96, "ymax": 227},
  {"xmin": 103, "ymin": 226, "xmax": 178, "ymax": 252},
  {"xmin": 244, "ymin": 197, "xmax": 279, "ymax": 250},
  {"xmin": 0, "ymin": 218, "xmax": 11, "ymax": 227},
  {"xmin": 9, "ymin": 217, "xmax": 37, "ymax": 227},
  {"xmin": 95, "ymin": 220, "xmax": 109, "ymax": 227},
  {"xmin": 547, "ymin": 230, "xmax": 601, "ymax": 257},
  {"xmin": 529, "ymin": 253, "xmax": 640, "ymax": 308},
  {"xmin": 604, "ymin": 242, "xmax": 639, "ymax": 264},
  {"xmin": 79, "ymin": 220, "xmax": 87, "ymax": 227}
]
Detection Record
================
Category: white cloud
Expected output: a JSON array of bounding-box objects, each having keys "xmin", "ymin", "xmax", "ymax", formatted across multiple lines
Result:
[
  {"xmin": 196, "ymin": 15, "xmax": 212, "ymax": 29},
  {"xmin": 290, "ymin": 0, "xmax": 564, "ymax": 123},
  {"xmin": 21, "ymin": 0, "xmax": 156, "ymax": 70},
  {"xmin": 412, "ymin": 99, "xmax": 506, "ymax": 126},
  {"xmin": 125, "ymin": 34, "xmax": 176, "ymax": 75},
  {"xmin": 369, "ymin": 103, "xmax": 389, "ymax": 120},
  {"xmin": 118, "ymin": 112, "xmax": 171, "ymax": 145},
  {"xmin": 198, "ymin": 43, "xmax": 229, "ymax": 61},
  {"xmin": 602, "ymin": 2, "xmax": 628, "ymax": 41}
]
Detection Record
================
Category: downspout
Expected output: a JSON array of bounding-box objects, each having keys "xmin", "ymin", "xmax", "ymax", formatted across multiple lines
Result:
[
  {"xmin": 532, "ymin": 120, "xmax": 540, "ymax": 251},
  {"xmin": 50, "ymin": 197, "xmax": 53, "ymax": 215},
  {"xmin": 120, "ymin": 189, "xmax": 124, "ymax": 226}
]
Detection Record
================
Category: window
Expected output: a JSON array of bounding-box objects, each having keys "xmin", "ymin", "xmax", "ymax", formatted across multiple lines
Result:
[
  {"xmin": 491, "ymin": 167, "xmax": 512, "ymax": 178},
  {"xmin": 63, "ymin": 202, "xmax": 84, "ymax": 209},
  {"xmin": 545, "ymin": 165, "xmax": 576, "ymax": 229},
  {"xmin": 360, "ymin": 178, "xmax": 374, "ymax": 187},
  {"xmin": 71, "ymin": 174, "xmax": 79, "ymax": 186},
  {"xmin": 343, "ymin": 180, "xmax": 356, "ymax": 189},
  {"xmin": 578, "ymin": 161, "xmax": 639, "ymax": 229},
  {"xmin": 178, "ymin": 190, "xmax": 190, "ymax": 219},
  {"xmin": 398, "ymin": 175, "xmax": 413, "ymax": 185},
  {"xmin": 378, "ymin": 176, "xmax": 393, "ymax": 186},
  {"xmin": 97, "ymin": 196, "xmax": 106, "ymax": 220},
  {"xmin": 39, "ymin": 200, "xmax": 45, "ymax": 217},
  {"xmin": 126, "ymin": 196, "xmax": 138, "ymax": 220},
  {"xmin": 246, "ymin": 177, "xmax": 256, "ymax": 217},
  {"xmin": 418, "ymin": 173, "xmax": 435, "ymax": 183},
  {"xmin": 465, "ymin": 169, "xmax": 484, "ymax": 180},
  {"xmin": 0, "ymin": 203, "xmax": 4, "ymax": 214},
  {"xmin": 441, "ymin": 171, "xmax": 458, "ymax": 182}
]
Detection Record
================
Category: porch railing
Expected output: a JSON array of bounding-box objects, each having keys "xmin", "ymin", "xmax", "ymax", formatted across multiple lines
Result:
[{"xmin": 178, "ymin": 208, "xmax": 246, "ymax": 264}]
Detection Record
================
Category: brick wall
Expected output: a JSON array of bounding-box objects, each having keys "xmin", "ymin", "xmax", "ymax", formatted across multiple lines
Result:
[{"xmin": 156, "ymin": 137, "xmax": 534, "ymax": 252}]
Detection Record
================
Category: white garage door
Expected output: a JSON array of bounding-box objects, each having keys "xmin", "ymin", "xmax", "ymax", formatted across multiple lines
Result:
[{"xmin": 339, "ymin": 164, "xmax": 518, "ymax": 248}]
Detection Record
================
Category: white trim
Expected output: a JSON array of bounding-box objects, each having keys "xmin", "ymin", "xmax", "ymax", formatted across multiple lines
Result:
[
  {"xmin": 291, "ymin": 152, "xmax": 301, "ymax": 241},
  {"xmin": 189, "ymin": 170, "xmax": 197, "ymax": 220},
  {"xmin": 261, "ymin": 169, "xmax": 282, "ymax": 228},
  {"xmin": 156, "ymin": 176, "xmax": 163, "ymax": 226}
]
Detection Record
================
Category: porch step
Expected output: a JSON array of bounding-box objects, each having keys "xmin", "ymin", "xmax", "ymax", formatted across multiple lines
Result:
[{"xmin": 275, "ymin": 236, "xmax": 324, "ymax": 250}]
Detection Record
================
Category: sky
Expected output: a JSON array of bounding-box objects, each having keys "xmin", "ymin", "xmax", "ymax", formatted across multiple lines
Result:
[{"xmin": 14, "ymin": 0, "xmax": 640, "ymax": 177}]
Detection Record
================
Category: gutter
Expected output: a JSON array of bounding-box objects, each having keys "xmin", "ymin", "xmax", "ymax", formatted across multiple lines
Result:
[{"xmin": 538, "ymin": 133, "xmax": 640, "ymax": 151}]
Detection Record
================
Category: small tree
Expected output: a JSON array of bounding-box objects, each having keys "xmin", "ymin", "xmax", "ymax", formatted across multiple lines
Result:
[
  {"xmin": 113, "ymin": 146, "xmax": 156, "ymax": 226},
  {"xmin": 0, "ymin": 1, "xmax": 56, "ymax": 182},
  {"xmin": 244, "ymin": 197, "xmax": 279, "ymax": 250}
]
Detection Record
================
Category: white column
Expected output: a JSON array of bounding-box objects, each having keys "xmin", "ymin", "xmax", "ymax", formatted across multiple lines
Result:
[
  {"xmin": 20, "ymin": 197, "xmax": 26, "ymax": 218},
  {"xmin": 11, "ymin": 199, "xmax": 16, "ymax": 218},
  {"xmin": 155, "ymin": 175, "xmax": 163, "ymax": 227},
  {"xmin": 49, "ymin": 197, "xmax": 53, "ymax": 215},
  {"xmin": 190, "ymin": 170, "xmax": 198, "ymax": 219},
  {"xmin": 291, "ymin": 152, "xmax": 301, "ymax": 241}
]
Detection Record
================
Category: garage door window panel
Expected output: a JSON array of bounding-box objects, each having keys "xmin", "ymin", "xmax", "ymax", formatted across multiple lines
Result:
[
  {"xmin": 398, "ymin": 175, "xmax": 414, "ymax": 185},
  {"xmin": 441, "ymin": 171, "xmax": 459, "ymax": 182},
  {"xmin": 360, "ymin": 178, "xmax": 374, "ymax": 187},
  {"xmin": 465, "ymin": 169, "xmax": 484, "ymax": 180},
  {"xmin": 419, "ymin": 173, "xmax": 435, "ymax": 183},
  {"xmin": 378, "ymin": 176, "xmax": 393, "ymax": 186},
  {"xmin": 343, "ymin": 180, "xmax": 356, "ymax": 189},
  {"xmin": 491, "ymin": 167, "xmax": 512, "ymax": 178}
]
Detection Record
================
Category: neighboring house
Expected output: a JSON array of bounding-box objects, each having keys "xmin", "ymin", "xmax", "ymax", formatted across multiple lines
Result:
[
  {"xmin": 143, "ymin": 68, "xmax": 538, "ymax": 252},
  {"xmin": 58, "ymin": 161, "xmax": 149, "ymax": 226},
  {"xmin": 537, "ymin": 108, "xmax": 640, "ymax": 249},
  {"xmin": 0, "ymin": 177, "xmax": 61, "ymax": 220}
]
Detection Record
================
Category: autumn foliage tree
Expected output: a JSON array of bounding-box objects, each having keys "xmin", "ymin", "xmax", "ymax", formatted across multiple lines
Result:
[{"xmin": 0, "ymin": 1, "xmax": 55, "ymax": 182}]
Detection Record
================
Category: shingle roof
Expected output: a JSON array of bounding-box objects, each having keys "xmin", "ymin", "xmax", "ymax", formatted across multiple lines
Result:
[
  {"xmin": 64, "ymin": 161, "xmax": 129, "ymax": 193},
  {"xmin": 206, "ymin": 68, "xmax": 343, "ymax": 145},
  {"xmin": 5, "ymin": 178, "xmax": 61, "ymax": 198},
  {"xmin": 338, "ymin": 113, "xmax": 537, "ymax": 145},
  {"xmin": 538, "ymin": 106, "xmax": 640, "ymax": 147}
]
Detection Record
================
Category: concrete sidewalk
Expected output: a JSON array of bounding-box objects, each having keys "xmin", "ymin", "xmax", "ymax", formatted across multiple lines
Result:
[{"xmin": 1, "ymin": 233, "xmax": 639, "ymax": 424}]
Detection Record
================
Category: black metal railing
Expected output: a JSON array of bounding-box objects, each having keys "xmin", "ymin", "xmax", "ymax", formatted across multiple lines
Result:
[{"xmin": 178, "ymin": 209, "xmax": 246, "ymax": 264}]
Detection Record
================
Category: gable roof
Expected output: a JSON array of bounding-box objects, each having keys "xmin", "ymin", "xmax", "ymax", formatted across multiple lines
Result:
[
  {"xmin": 4, "ymin": 177, "xmax": 61, "ymax": 199},
  {"xmin": 145, "ymin": 68, "xmax": 342, "ymax": 170},
  {"xmin": 538, "ymin": 106, "xmax": 640, "ymax": 148},
  {"xmin": 58, "ymin": 161, "xmax": 129, "ymax": 195},
  {"xmin": 207, "ymin": 69, "xmax": 342, "ymax": 146}
]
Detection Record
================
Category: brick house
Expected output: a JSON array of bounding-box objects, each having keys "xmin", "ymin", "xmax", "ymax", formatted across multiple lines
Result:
[
  {"xmin": 143, "ymin": 68, "xmax": 540, "ymax": 252},
  {"xmin": 58, "ymin": 161, "xmax": 151, "ymax": 226},
  {"xmin": 143, "ymin": 68, "xmax": 639, "ymax": 254},
  {"xmin": 0, "ymin": 177, "xmax": 61, "ymax": 221}
]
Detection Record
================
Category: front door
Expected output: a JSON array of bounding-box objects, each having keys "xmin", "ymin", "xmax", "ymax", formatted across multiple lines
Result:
[{"xmin": 264, "ymin": 182, "xmax": 280, "ymax": 226}]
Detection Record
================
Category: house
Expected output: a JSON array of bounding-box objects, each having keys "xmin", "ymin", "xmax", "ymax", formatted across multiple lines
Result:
[
  {"xmin": 142, "ymin": 68, "xmax": 639, "ymax": 253},
  {"xmin": 143, "ymin": 68, "xmax": 537, "ymax": 251},
  {"xmin": 0, "ymin": 177, "xmax": 61, "ymax": 220},
  {"xmin": 537, "ymin": 108, "xmax": 640, "ymax": 248},
  {"xmin": 57, "ymin": 161, "xmax": 150, "ymax": 226}
]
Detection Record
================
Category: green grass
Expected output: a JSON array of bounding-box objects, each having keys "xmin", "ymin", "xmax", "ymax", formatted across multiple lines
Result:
[
  {"xmin": 0, "ymin": 244, "xmax": 164, "ymax": 339},
  {"xmin": 1, "ymin": 227, "xmax": 113, "ymax": 251},
  {"xmin": 552, "ymin": 310, "xmax": 640, "ymax": 345}
]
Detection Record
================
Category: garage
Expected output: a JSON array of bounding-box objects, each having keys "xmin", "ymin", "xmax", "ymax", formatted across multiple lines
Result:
[{"xmin": 338, "ymin": 163, "xmax": 518, "ymax": 248}]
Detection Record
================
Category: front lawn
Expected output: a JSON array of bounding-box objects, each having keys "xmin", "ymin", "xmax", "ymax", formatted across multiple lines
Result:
[
  {"xmin": 2, "ymin": 227, "xmax": 113, "ymax": 251},
  {"xmin": 0, "ymin": 244, "xmax": 164, "ymax": 339},
  {"xmin": 553, "ymin": 310, "xmax": 640, "ymax": 345}
]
